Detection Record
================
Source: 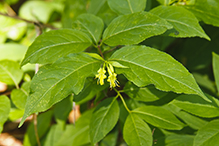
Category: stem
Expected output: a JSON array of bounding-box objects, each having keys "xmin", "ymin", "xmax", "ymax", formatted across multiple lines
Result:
[
  {"xmin": 97, "ymin": 45, "xmax": 104, "ymax": 59},
  {"xmin": 114, "ymin": 88, "xmax": 131, "ymax": 113},
  {"xmin": 33, "ymin": 113, "xmax": 41, "ymax": 146}
]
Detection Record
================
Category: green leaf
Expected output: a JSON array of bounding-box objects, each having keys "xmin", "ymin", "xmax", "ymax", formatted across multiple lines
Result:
[
  {"xmin": 150, "ymin": 6, "xmax": 210, "ymax": 40},
  {"xmin": 109, "ymin": 45, "xmax": 209, "ymax": 101},
  {"xmin": 171, "ymin": 94, "xmax": 219, "ymax": 118},
  {"xmin": 0, "ymin": 43, "xmax": 27, "ymax": 61},
  {"xmin": 133, "ymin": 106, "xmax": 184, "ymax": 130},
  {"xmin": 107, "ymin": 0, "xmax": 147, "ymax": 15},
  {"xmin": 156, "ymin": 134, "xmax": 195, "ymax": 146},
  {"xmin": 85, "ymin": 53, "xmax": 105, "ymax": 61},
  {"xmin": 184, "ymin": 0, "xmax": 219, "ymax": 27},
  {"xmin": 21, "ymin": 29, "xmax": 92, "ymax": 65},
  {"xmin": 73, "ymin": 14, "xmax": 104, "ymax": 44},
  {"xmin": 108, "ymin": 61, "xmax": 129, "ymax": 68},
  {"xmin": 213, "ymin": 52, "xmax": 219, "ymax": 94},
  {"xmin": 11, "ymin": 82, "xmax": 30, "ymax": 110},
  {"xmin": 23, "ymin": 110, "xmax": 53, "ymax": 146},
  {"xmin": 123, "ymin": 113, "xmax": 152, "ymax": 146},
  {"xmin": 56, "ymin": 109, "xmax": 93, "ymax": 146},
  {"xmin": 100, "ymin": 127, "xmax": 118, "ymax": 146},
  {"xmin": 194, "ymin": 119, "xmax": 219, "ymax": 146},
  {"xmin": 0, "ymin": 60, "xmax": 23, "ymax": 86},
  {"xmin": 8, "ymin": 108, "xmax": 24, "ymax": 121},
  {"xmin": 164, "ymin": 104, "xmax": 208, "ymax": 130},
  {"xmin": 0, "ymin": 95, "xmax": 10, "ymax": 133},
  {"xmin": 88, "ymin": 0, "xmax": 117, "ymax": 26},
  {"xmin": 102, "ymin": 12, "xmax": 172, "ymax": 46},
  {"xmin": 90, "ymin": 97, "xmax": 119, "ymax": 144},
  {"xmin": 124, "ymin": 81, "xmax": 167, "ymax": 102},
  {"xmin": 19, "ymin": 53, "xmax": 101, "ymax": 127}
]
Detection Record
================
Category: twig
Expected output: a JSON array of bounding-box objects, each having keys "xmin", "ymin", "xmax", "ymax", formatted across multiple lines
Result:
[
  {"xmin": 0, "ymin": 12, "xmax": 57, "ymax": 30},
  {"xmin": 33, "ymin": 113, "xmax": 41, "ymax": 146},
  {"xmin": 97, "ymin": 45, "xmax": 104, "ymax": 59}
]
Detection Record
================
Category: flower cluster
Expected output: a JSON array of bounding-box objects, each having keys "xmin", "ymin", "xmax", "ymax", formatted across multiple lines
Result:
[{"xmin": 95, "ymin": 63, "xmax": 119, "ymax": 88}]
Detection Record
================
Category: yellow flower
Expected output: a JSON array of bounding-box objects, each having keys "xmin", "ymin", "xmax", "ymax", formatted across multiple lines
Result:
[
  {"xmin": 107, "ymin": 64, "xmax": 119, "ymax": 88},
  {"xmin": 95, "ymin": 67, "xmax": 106, "ymax": 85}
]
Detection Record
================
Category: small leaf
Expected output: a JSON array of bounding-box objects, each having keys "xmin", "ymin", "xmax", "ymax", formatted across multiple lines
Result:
[
  {"xmin": 123, "ymin": 113, "xmax": 152, "ymax": 146},
  {"xmin": 21, "ymin": 29, "xmax": 92, "ymax": 65},
  {"xmin": 108, "ymin": 61, "xmax": 129, "ymax": 68},
  {"xmin": 109, "ymin": 45, "xmax": 209, "ymax": 102},
  {"xmin": 11, "ymin": 82, "xmax": 30, "ymax": 110},
  {"xmin": 19, "ymin": 53, "xmax": 101, "ymax": 127},
  {"xmin": 90, "ymin": 97, "xmax": 119, "ymax": 144},
  {"xmin": 107, "ymin": 0, "xmax": 147, "ymax": 15},
  {"xmin": 0, "ymin": 95, "xmax": 10, "ymax": 133},
  {"xmin": 73, "ymin": 14, "xmax": 104, "ymax": 44},
  {"xmin": 124, "ymin": 81, "xmax": 167, "ymax": 102},
  {"xmin": 194, "ymin": 119, "xmax": 219, "ymax": 146},
  {"xmin": 184, "ymin": 0, "xmax": 219, "ymax": 27},
  {"xmin": 85, "ymin": 53, "xmax": 105, "ymax": 61},
  {"xmin": 171, "ymin": 94, "xmax": 219, "ymax": 118},
  {"xmin": 133, "ymin": 106, "xmax": 185, "ymax": 130},
  {"xmin": 213, "ymin": 52, "xmax": 219, "ymax": 93},
  {"xmin": 102, "ymin": 11, "xmax": 172, "ymax": 46},
  {"xmin": 0, "ymin": 60, "xmax": 23, "ymax": 86},
  {"xmin": 150, "ymin": 6, "xmax": 210, "ymax": 40}
]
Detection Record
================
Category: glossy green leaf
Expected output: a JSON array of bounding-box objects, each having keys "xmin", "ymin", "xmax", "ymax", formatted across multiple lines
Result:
[
  {"xmin": 88, "ymin": 0, "xmax": 117, "ymax": 26},
  {"xmin": 90, "ymin": 97, "xmax": 119, "ymax": 144},
  {"xmin": 156, "ymin": 134, "xmax": 195, "ymax": 146},
  {"xmin": 102, "ymin": 12, "xmax": 172, "ymax": 46},
  {"xmin": 133, "ymin": 106, "xmax": 184, "ymax": 130},
  {"xmin": 171, "ymin": 94, "xmax": 219, "ymax": 118},
  {"xmin": 11, "ymin": 82, "xmax": 30, "ymax": 110},
  {"xmin": 109, "ymin": 61, "xmax": 129, "ymax": 68},
  {"xmin": 0, "ymin": 43, "xmax": 27, "ymax": 61},
  {"xmin": 124, "ymin": 81, "xmax": 167, "ymax": 102},
  {"xmin": 56, "ymin": 109, "xmax": 93, "ymax": 146},
  {"xmin": 23, "ymin": 110, "xmax": 53, "ymax": 146},
  {"xmin": 100, "ymin": 127, "xmax": 118, "ymax": 146},
  {"xmin": 21, "ymin": 29, "xmax": 92, "ymax": 65},
  {"xmin": 19, "ymin": 53, "xmax": 101, "ymax": 127},
  {"xmin": 73, "ymin": 14, "xmax": 104, "ymax": 44},
  {"xmin": 164, "ymin": 104, "xmax": 208, "ymax": 130},
  {"xmin": 109, "ymin": 45, "xmax": 209, "ymax": 101},
  {"xmin": 0, "ymin": 60, "xmax": 23, "ymax": 86},
  {"xmin": 150, "ymin": 6, "xmax": 210, "ymax": 40},
  {"xmin": 213, "ymin": 52, "xmax": 219, "ymax": 93},
  {"xmin": 123, "ymin": 113, "xmax": 152, "ymax": 146},
  {"xmin": 107, "ymin": 0, "xmax": 147, "ymax": 15},
  {"xmin": 184, "ymin": 0, "xmax": 219, "ymax": 27},
  {"xmin": 0, "ymin": 95, "xmax": 10, "ymax": 133},
  {"xmin": 194, "ymin": 119, "xmax": 219, "ymax": 146}
]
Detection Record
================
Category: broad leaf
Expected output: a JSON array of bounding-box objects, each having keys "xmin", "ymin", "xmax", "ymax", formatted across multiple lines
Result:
[
  {"xmin": 73, "ymin": 14, "xmax": 104, "ymax": 44},
  {"xmin": 133, "ymin": 106, "xmax": 184, "ymax": 130},
  {"xmin": 213, "ymin": 52, "xmax": 219, "ymax": 93},
  {"xmin": 90, "ymin": 97, "xmax": 119, "ymax": 144},
  {"xmin": 99, "ymin": 127, "xmax": 118, "ymax": 146},
  {"xmin": 56, "ymin": 109, "xmax": 93, "ymax": 146},
  {"xmin": 11, "ymin": 82, "xmax": 30, "ymax": 110},
  {"xmin": 194, "ymin": 119, "xmax": 219, "ymax": 146},
  {"xmin": 123, "ymin": 113, "xmax": 152, "ymax": 146},
  {"xmin": 19, "ymin": 53, "xmax": 101, "ymax": 127},
  {"xmin": 0, "ymin": 95, "xmax": 10, "ymax": 133},
  {"xmin": 171, "ymin": 94, "xmax": 219, "ymax": 118},
  {"xmin": 124, "ymin": 81, "xmax": 167, "ymax": 102},
  {"xmin": 0, "ymin": 60, "xmax": 23, "ymax": 86},
  {"xmin": 164, "ymin": 104, "xmax": 208, "ymax": 130},
  {"xmin": 109, "ymin": 45, "xmax": 209, "ymax": 101},
  {"xmin": 107, "ymin": 0, "xmax": 147, "ymax": 15},
  {"xmin": 156, "ymin": 134, "xmax": 195, "ymax": 146},
  {"xmin": 21, "ymin": 29, "xmax": 92, "ymax": 65},
  {"xmin": 150, "ymin": 6, "xmax": 210, "ymax": 40},
  {"xmin": 184, "ymin": 0, "xmax": 219, "ymax": 27},
  {"xmin": 23, "ymin": 110, "xmax": 53, "ymax": 146},
  {"xmin": 102, "ymin": 11, "xmax": 172, "ymax": 46}
]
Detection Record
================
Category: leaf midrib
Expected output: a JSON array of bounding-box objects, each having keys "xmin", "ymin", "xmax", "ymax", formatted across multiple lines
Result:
[
  {"xmin": 77, "ymin": 21, "xmax": 97, "ymax": 43},
  {"xmin": 130, "ymin": 114, "xmax": 143, "ymax": 146},
  {"xmin": 111, "ymin": 58, "xmax": 201, "ymax": 96},
  {"xmin": 25, "ymin": 60, "xmax": 99, "ymax": 116}
]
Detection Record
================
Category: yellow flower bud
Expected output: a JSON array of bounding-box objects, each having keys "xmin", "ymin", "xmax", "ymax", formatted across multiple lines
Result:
[{"xmin": 95, "ymin": 67, "xmax": 106, "ymax": 85}]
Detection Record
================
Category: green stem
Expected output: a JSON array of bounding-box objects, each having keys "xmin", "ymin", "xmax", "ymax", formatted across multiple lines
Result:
[{"xmin": 114, "ymin": 88, "xmax": 131, "ymax": 113}]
